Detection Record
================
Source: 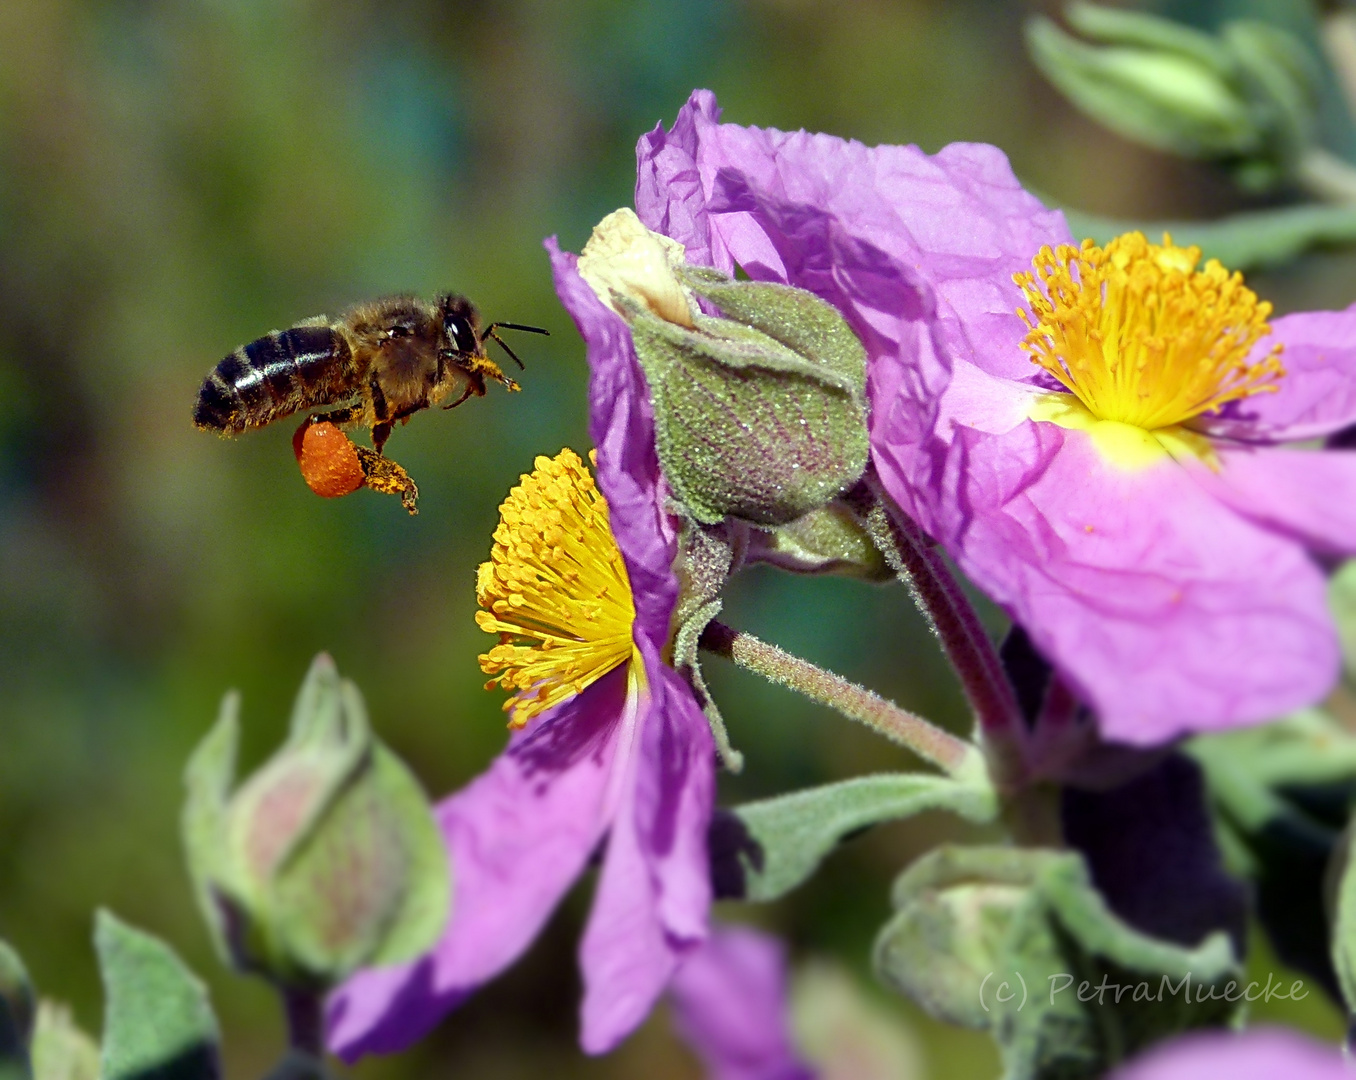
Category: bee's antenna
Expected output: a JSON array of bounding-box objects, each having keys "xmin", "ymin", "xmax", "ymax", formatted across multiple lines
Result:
[
  {"xmin": 483, "ymin": 322, "xmax": 550, "ymax": 338},
  {"xmin": 481, "ymin": 322, "xmax": 547, "ymax": 371}
]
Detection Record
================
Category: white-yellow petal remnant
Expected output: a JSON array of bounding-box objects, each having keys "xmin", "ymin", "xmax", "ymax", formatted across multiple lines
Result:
[{"xmin": 578, "ymin": 207, "xmax": 695, "ymax": 327}]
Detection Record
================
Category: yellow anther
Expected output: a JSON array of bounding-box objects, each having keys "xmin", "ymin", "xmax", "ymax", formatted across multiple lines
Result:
[
  {"xmin": 1014, "ymin": 232, "xmax": 1284, "ymax": 430},
  {"xmin": 476, "ymin": 448, "xmax": 638, "ymax": 728}
]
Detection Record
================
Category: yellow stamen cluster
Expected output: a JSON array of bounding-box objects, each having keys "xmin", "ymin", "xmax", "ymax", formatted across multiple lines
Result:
[
  {"xmin": 476, "ymin": 448, "xmax": 637, "ymax": 728},
  {"xmin": 1014, "ymin": 232, "xmax": 1284, "ymax": 430}
]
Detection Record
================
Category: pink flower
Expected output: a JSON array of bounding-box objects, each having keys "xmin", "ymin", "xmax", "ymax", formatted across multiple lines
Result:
[{"xmin": 635, "ymin": 89, "xmax": 1356, "ymax": 744}]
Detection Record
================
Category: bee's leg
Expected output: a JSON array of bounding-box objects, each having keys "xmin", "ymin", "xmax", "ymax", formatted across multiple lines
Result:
[
  {"xmin": 371, "ymin": 421, "xmax": 393, "ymax": 456},
  {"xmin": 463, "ymin": 354, "xmax": 519, "ymax": 393},
  {"xmin": 307, "ymin": 404, "xmax": 364, "ymax": 428},
  {"xmin": 355, "ymin": 446, "xmax": 419, "ymax": 515},
  {"xmin": 441, "ymin": 380, "xmax": 479, "ymax": 410},
  {"xmin": 390, "ymin": 401, "xmax": 427, "ymax": 424}
]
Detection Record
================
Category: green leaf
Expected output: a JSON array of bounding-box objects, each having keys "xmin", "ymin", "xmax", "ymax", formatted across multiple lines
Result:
[
  {"xmin": 874, "ymin": 846, "xmax": 1240, "ymax": 1080},
  {"xmin": 1055, "ymin": 201, "xmax": 1356, "ymax": 271},
  {"xmin": 94, "ymin": 912, "xmax": 221, "ymax": 1080},
  {"xmin": 1189, "ymin": 708, "xmax": 1356, "ymax": 834},
  {"xmin": 715, "ymin": 771, "xmax": 997, "ymax": 902}
]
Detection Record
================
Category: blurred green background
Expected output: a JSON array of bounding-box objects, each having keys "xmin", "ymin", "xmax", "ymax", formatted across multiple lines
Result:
[{"xmin": 0, "ymin": 0, "xmax": 1349, "ymax": 1076}]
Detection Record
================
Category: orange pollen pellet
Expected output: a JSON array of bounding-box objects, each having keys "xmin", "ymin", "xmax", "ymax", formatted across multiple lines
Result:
[{"xmin": 292, "ymin": 420, "xmax": 365, "ymax": 499}]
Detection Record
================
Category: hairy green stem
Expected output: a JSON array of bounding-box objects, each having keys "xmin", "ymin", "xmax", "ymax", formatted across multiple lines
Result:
[{"xmin": 699, "ymin": 620, "xmax": 974, "ymax": 775}]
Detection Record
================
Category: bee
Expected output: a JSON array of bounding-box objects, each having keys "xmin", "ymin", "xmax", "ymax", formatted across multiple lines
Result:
[
  {"xmin": 192, "ymin": 294, "xmax": 546, "ymax": 513},
  {"xmin": 194, "ymin": 293, "xmax": 545, "ymax": 450}
]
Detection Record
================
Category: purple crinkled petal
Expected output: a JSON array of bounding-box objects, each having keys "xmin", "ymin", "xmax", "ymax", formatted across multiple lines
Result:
[
  {"xmin": 940, "ymin": 422, "xmax": 1339, "ymax": 742},
  {"xmin": 633, "ymin": 651, "xmax": 714, "ymax": 944},
  {"xmin": 1109, "ymin": 1029, "xmax": 1350, "ymax": 1080},
  {"xmin": 326, "ymin": 671, "xmax": 630, "ymax": 1059},
  {"xmin": 547, "ymin": 238, "xmax": 679, "ymax": 656},
  {"xmin": 1200, "ymin": 305, "xmax": 1356, "ymax": 442},
  {"xmin": 636, "ymin": 88, "xmax": 731, "ymax": 273},
  {"xmin": 577, "ymin": 680, "xmax": 675, "ymax": 1054},
  {"xmin": 577, "ymin": 646, "xmax": 714, "ymax": 1055},
  {"xmin": 669, "ymin": 925, "xmax": 815, "ymax": 1080},
  {"xmin": 1190, "ymin": 446, "xmax": 1356, "ymax": 557}
]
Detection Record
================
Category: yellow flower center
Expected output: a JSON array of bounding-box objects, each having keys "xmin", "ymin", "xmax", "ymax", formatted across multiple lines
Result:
[
  {"xmin": 1014, "ymin": 232, "xmax": 1284, "ymax": 430},
  {"xmin": 476, "ymin": 448, "xmax": 638, "ymax": 729}
]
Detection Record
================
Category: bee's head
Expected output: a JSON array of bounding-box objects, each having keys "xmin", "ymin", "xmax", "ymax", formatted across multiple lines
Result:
[{"xmin": 437, "ymin": 294, "xmax": 482, "ymax": 357}]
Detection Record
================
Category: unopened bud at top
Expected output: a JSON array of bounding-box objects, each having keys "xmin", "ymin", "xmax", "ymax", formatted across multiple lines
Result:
[
  {"xmin": 1026, "ymin": 3, "xmax": 1319, "ymax": 188},
  {"xmin": 580, "ymin": 210, "xmax": 870, "ymax": 527},
  {"xmin": 181, "ymin": 654, "xmax": 450, "ymax": 990}
]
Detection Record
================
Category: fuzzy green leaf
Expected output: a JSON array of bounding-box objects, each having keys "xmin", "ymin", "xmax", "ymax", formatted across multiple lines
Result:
[
  {"xmin": 717, "ymin": 771, "xmax": 997, "ymax": 902},
  {"xmin": 95, "ymin": 911, "xmax": 221, "ymax": 1080}
]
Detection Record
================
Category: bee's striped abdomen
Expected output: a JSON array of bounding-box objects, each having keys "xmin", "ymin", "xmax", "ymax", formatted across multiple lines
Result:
[{"xmin": 193, "ymin": 325, "xmax": 354, "ymax": 434}]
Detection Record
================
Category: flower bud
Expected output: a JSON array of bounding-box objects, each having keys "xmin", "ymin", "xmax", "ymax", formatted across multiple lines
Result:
[
  {"xmin": 1026, "ymin": 4, "xmax": 1319, "ymax": 187},
  {"xmin": 30, "ymin": 1002, "xmax": 99, "ymax": 1080},
  {"xmin": 874, "ymin": 845, "xmax": 1240, "ymax": 1079},
  {"xmin": 182, "ymin": 654, "xmax": 450, "ymax": 990},
  {"xmin": 578, "ymin": 208, "xmax": 694, "ymax": 328},
  {"xmin": 580, "ymin": 210, "xmax": 869, "ymax": 526},
  {"xmin": 1028, "ymin": 13, "xmax": 1257, "ymax": 159}
]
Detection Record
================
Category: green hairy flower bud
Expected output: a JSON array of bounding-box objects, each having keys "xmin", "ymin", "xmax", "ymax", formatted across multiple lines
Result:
[
  {"xmin": 1027, "ymin": 3, "xmax": 1319, "ymax": 188},
  {"xmin": 181, "ymin": 654, "xmax": 450, "ymax": 991},
  {"xmin": 579, "ymin": 209, "xmax": 869, "ymax": 526},
  {"xmin": 30, "ymin": 1003, "xmax": 99, "ymax": 1080},
  {"xmin": 875, "ymin": 846, "xmax": 1240, "ymax": 1079}
]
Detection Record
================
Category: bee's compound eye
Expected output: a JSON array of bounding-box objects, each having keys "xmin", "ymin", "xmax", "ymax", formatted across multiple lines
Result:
[{"xmin": 445, "ymin": 315, "xmax": 478, "ymax": 355}]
